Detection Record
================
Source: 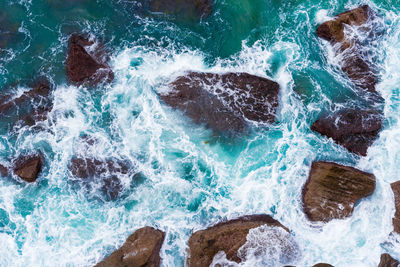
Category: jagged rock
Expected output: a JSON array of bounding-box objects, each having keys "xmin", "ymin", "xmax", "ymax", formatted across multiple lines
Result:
[
  {"xmin": 311, "ymin": 109, "xmax": 382, "ymax": 156},
  {"xmin": 302, "ymin": 161, "xmax": 375, "ymax": 222},
  {"xmin": 69, "ymin": 157, "xmax": 129, "ymax": 200},
  {"xmin": 390, "ymin": 181, "xmax": 400, "ymax": 234},
  {"xmin": 13, "ymin": 154, "xmax": 43, "ymax": 183},
  {"xmin": 378, "ymin": 253, "xmax": 399, "ymax": 267},
  {"xmin": 316, "ymin": 5, "xmax": 380, "ymax": 92},
  {"xmin": 66, "ymin": 34, "xmax": 114, "ymax": 85},
  {"xmin": 187, "ymin": 214, "xmax": 299, "ymax": 267},
  {"xmin": 95, "ymin": 227, "xmax": 165, "ymax": 267},
  {"xmin": 161, "ymin": 72, "xmax": 280, "ymax": 133},
  {"xmin": 148, "ymin": 0, "xmax": 212, "ymax": 20}
]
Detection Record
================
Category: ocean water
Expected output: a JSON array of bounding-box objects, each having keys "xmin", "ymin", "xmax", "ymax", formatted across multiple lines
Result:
[{"xmin": 0, "ymin": 0, "xmax": 400, "ymax": 266}]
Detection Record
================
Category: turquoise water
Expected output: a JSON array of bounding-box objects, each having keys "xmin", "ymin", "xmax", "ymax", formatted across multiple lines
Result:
[{"xmin": 0, "ymin": 0, "xmax": 400, "ymax": 266}]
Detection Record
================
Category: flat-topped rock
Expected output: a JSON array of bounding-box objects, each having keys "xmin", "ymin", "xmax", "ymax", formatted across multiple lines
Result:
[
  {"xmin": 311, "ymin": 109, "xmax": 383, "ymax": 156},
  {"xmin": 390, "ymin": 181, "xmax": 400, "ymax": 234},
  {"xmin": 302, "ymin": 161, "xmax": 375, "ymax": 222},
  {"xmin": 66, "ymin": 34, "xmax": 114, "ymax": 85},
  {"xmin": 95, "ymin": 227, "xmax": 165, "ymax": 267},
  {"xmin": 188, "ymin": 214, "xmax": 299, "ymax": 266},
  {"xmin": 378, "ymin": 253, "xmax": 399, "ymax": 267},
  {"xmin": 13, "ymin": 154, "xmax": 43, "ymax": 183},
  {"xmin": 161, "ymin": 72, "xmax": 280, "ymax": 133},
  {"xmin": 316, "ymin": 5, "xmax": 380, "ymax": 92}
]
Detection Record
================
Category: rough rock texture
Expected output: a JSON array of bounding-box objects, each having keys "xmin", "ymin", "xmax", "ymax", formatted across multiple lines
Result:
[
  {"xmin": 390, "ymin": 181, "xmax": 400, "ymax": 234},
  {"xmin": 148, "ymin": 0, "xmax": 212, "ymax": 19},
  {"xmin": 316, "ymin": 5, "xmax": 380, "ymax": 92},
  {"xmin": 69, "ymin": 157, "xmax": 129, "ymax": 200},
  {"xmin": 302, "ymin": 161, "xmax": 376, "ymax": 222},
  {"xmin": 311, "ymin": 109, "xmax": 383, "ymax": 156},
  {"xmin": 0, "ymin": 80, "xmax": 52, "ymax": 127},
  {"xmin": 95, "ymin": 227, "xmax": 165, "ymax": 267},
  {"xmin": 187, "ymin": 214, "xmax": 290, "ymax": 267},
  {"xmin": 66, "ymin": 34, "xmax": 114, "ymax": 85},
  {"xmin": 378, "ymin": 253, "xmax": 399, "ymax": 267},
  {"xmin": 161, "ymin": 72, "xmax": 280, "ymax": 133},
  {"xmin": 13, "ymin": 154, "xmax": 43, "ymax": 183}
]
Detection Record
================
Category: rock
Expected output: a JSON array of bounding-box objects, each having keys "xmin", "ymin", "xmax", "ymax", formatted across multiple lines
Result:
[
  {"xmin": 69, "ymin": 157, "xmax": 129, "ymax": 200},
  {"xmin": 390, "ymin": 181, "xmax": 400, "ymax": 234},
  {"xmin": 95, "ymin": 226, "xmax": 165, "ymax": 267},
  {"xmin": 302, "ymin": 161, "xmax": 375, "ymax": 222},
  {"xmin": 316, "ymin": 5, "xmax": 380, "ymax": 92},
  {"xmin": 0, "ymin": 164, "xmax": 8, "ymax": 176},
  {"xmin": 148, "ymin": 0, "xmax": 212, "ymax": 20},
  {"xmin": 13, "ymin": 154, "xmax": 43, "ymax": 183},
  {"xmin": 311, "ymin": 109, "xmax": 383, "ymax": 156},
  {"xmin": 66, "ymin": 34, "xmax": 114, "ymax": 85},
  {"xmin": 187, "ymin": 214, "xmax": 298, "ymax": 267},
  {"xmin": 313, "ymin": 264, "xmax": 334, "ymax": 267},
  {"xmin": 161, "ymin": 72, "xmax": 280, "ymax": 133},
  {"xmin": 0, "ymin": 80, "xmax": 53, "ymax": 127},
  {"xmin": 378, "ymin": 253, "xmax": 399, "ymax": 267}
]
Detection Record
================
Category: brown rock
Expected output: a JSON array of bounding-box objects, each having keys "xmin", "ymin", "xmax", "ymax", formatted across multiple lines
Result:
[
  {"xmin": 311, "ymin": 109, "xmax": 383, "ymax": 156},
  {"xmin": 13, "ymin": 154, "xmax": 43, "ymax": 183},
  {"xmin": 69, "ymin": 157, "xmax": 129, "ymax": 200},
  {"xmin": 95, "ymin": 226, "xmax": 165, "ymax": 267},
  {"xmin": 390, "ymin": 181, "xmax": 400, "ymax": 234},
  {"xmin": 148, "ymin": 0, "xmax": 212, "ymax": 20},
  {"xmin": 187, "ymin": 214, "xmax": 292, "ymax": 267},
  {"xmin": 66, "ymin": 34, "xmax": 114, "ymax": 85},
  {"xmin": 313, "ymin": 264, "xmax": 334, "ymax": 267},
  {"xmin": 302, "ymin": 161, "xmax": 375, "ymax": 222},
  {"xmin": 378, "ymin": 253, "xmax": 399, "ymax": 267},
  {"xmin": 316, "ymin": 5, "xmax": 379, "ymax": 92},
  {"xmin": 161, "ymin": 72, "xmax": 279, "ymax": 133}
]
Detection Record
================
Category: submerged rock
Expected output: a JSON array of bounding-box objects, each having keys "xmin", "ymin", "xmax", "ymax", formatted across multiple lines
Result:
[
  {"xmin": 390, "ymin": 181, "xmax": 400, "ymax": 234},
  {"xmin": 302, "ymin": 161, "xmax": 375, "ymax": 222},
  {"xmin": 0, "ymin": 80, "xmax": 53, "ymax": 127},
  {"xmin": 66, "ymin": 34, "xmax": 114, "ymax": 85},
  {"xmin": 0, "ymin": 164, "xmax": 8, "ymax": 177},
  {"xmin": 187, "ymin": 214, "xmax": 299, "ymax": 267},
  {"xmin": 13, "ymin": 154, "xmax": 43, "ymax": 183},
  {"xmin": 316, "ymin": 5, "xmax": 380, "ymax": 92},
  {"xmin": 311, "ymin": 109, "xmax": 382, "ymax": 156},
  {"xmin": 95, "ymin": 226, "xmax": 165, "ymax": 267},
  {"xmin": 148, "ymin": 0, "xmax": 212, "ymax": 20},
  {"xmin": 69, "ymin": 156, "xmax": 129, "ymax": 200},
  {"xmin": 378, "ymin": 253, "xmax": 399, "ymax": 267},
  {"xmin": 161, "ymin": 72, "xmax": 280, "ymax": 133}
]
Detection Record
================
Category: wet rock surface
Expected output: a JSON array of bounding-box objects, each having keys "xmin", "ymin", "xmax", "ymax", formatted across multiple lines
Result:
[
  {"xmin": 390, "ymin": 181, "xmax": 400, "ymax": 234},
  {"xmin": 0, "ymin": 80, "xmax": 53, "ymax": 127},
  {"xmin": 161, "ymin": 72, "xmax": 280, "ymax": 133},
  {"xmin": 66, "ymin": 34, "xmax": 114, "ymax": 85},
  {"xmin": 316, "ymin": 5, "xmax": 380, "ymax": 92},
  {"xmin": 302, "ymin": 161, "xmax": 375, "ymax": 222},
  {"xmin": 378, "ymin": 253, "xmax": 399, "ymax": 267},
  {"xmin": 0, "ymin": 164, "xmax": 8, "ymax": 177},
  {"xmin": 312, "ymin": 264, "xmax": 334, "ymax": 267},
  {"xmin": 187, "ymin": 214, "xmax": 295, "ymax": 267},
  {"xmin": 311, "ymin": 109, "xmax": 383, "ymax": 156},
  {"xmin": 95, "ymin": 226, "xmax": 165, "ymax": 267},
  {"xmin": 147, "ymin": 0, "xmax": 212, "ymax": 20},
  {"xmin": 13, "ymin": 154, "xmax": 43, "ymax": 183},
  {"xmin": 69, "ymin": 156, "xmax": 130, "ymax": 200}
]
